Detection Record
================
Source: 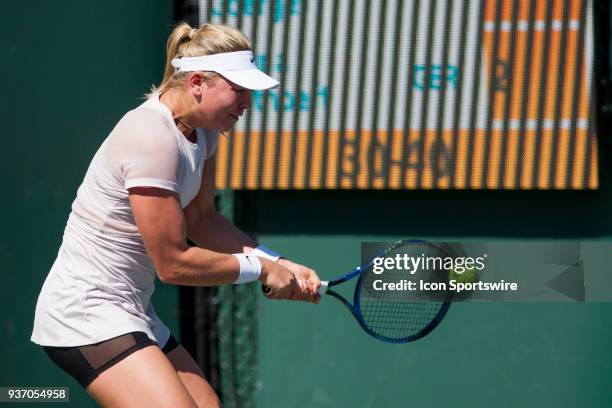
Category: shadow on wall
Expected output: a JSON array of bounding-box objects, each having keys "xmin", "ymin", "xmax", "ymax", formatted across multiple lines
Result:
[{"xmin": 236, "ymin": 187, "xmax": 612, "ymax": 237}]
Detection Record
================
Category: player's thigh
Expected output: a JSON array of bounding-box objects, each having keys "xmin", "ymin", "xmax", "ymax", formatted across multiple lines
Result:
[
  {"xmin": 166, "ymin": 344, "xmax": 222, "ymax": 408},
  {"xmin": 86, "ymin": 345, "xmax": 197, "ymax": 408}
]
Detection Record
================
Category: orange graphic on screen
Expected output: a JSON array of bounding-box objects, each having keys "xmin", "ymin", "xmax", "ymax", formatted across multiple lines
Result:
[{"xmin": 478, "ymin": 0, "xmax": 596, "ymax": 189}]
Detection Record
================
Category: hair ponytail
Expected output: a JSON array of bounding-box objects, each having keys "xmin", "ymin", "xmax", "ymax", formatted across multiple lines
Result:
[
  {"xmin": 149, "ymin": 22, "xmax": 252, "ymax": 96},
  {"xmin": 160, "ymin": 22, "xmax": 194, "ymax": 86}
]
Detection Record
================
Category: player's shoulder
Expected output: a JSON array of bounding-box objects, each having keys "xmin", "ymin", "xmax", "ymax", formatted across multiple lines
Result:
[
  {"xmin": 120, "ymin": 105, "xmax": 171, "ymax": 130},
  {"xmin": 110, "ymin": 105, "xmax": 176, "ymax": 144}
]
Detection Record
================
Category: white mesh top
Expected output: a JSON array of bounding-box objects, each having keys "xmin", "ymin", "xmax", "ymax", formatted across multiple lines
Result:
[{"xmin": 31, "ymin": 94, "xmax": 218, "ymax": 346}]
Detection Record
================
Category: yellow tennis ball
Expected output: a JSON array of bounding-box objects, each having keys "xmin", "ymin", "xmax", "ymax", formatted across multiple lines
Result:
[{"xmin": 448, "ymin": 266, "xmax": 479, "ymax": 284}]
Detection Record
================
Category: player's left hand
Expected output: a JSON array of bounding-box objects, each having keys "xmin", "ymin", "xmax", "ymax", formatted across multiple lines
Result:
[{"xmin": 277, "ymin": 259, "xmax": 321, "ymax": 304}]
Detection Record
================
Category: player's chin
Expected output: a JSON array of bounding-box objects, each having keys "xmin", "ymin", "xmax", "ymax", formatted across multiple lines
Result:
[{"xmin": 220, "ymin": 117, "xmax": 239, "ymax": 132}]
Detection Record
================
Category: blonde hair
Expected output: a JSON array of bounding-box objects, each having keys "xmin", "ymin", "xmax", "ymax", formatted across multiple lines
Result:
[{"xmin": 150, "ymin": 22, "xmax": 252, "ymax": 95}]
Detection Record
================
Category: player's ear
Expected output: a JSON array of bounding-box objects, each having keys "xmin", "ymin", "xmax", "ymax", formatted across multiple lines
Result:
[{"xmin": 188, "ymin": 72, "xmax": 205, "ymax": 96}]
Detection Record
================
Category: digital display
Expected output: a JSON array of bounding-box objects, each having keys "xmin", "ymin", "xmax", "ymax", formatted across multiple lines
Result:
[{"xmin": 201, "ymin": 0, "xmax": 598, "ymax": 189}]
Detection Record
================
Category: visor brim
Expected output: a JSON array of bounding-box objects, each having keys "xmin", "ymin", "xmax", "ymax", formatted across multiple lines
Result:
[{"xmin": 220, "ymin": 69, "xmax": 280, "ymax": 91}]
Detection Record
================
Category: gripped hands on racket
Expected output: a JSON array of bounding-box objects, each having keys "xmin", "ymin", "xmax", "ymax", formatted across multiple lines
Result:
[{"xmin": 258, "ymin": 257, "xmax": 321, "ymax": 303}]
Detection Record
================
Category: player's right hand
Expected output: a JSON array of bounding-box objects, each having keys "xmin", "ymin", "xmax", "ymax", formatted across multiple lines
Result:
[{"xmin": 258, "ymin": 259, "xmax": 315, "ymax": 302}]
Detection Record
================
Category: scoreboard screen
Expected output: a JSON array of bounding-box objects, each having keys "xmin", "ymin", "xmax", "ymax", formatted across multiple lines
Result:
[{"xmin": 201, "ymin": 0, "xmax": 598, "ymax": 190}]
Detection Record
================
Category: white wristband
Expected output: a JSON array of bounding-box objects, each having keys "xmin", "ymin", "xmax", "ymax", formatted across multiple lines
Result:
[
  {"xmin": 232, "ymin": 254, "xmax": 262, "ymax": 284},
  {"xmin": 252, "ymin": 244, "xmax": 281, "ymax": 262}
]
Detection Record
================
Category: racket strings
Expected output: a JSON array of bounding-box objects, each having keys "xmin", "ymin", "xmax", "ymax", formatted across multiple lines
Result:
[
  {"xmin": 357, "ymin": 242, "xmax": 451, "ymax": 341},
  {"xmin": 360, "ymin": 300, "xmax": 443, "ymax": 338}
]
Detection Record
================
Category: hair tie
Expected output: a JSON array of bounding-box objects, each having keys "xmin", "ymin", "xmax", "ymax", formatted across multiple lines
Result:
[{"xmin": 189, "ymin": 28, "xmax": 197, "ymax": 39}]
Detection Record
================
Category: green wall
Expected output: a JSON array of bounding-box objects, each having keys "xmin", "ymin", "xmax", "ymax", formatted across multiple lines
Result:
[
  {"xmin": 1, "ymin": 1, "xmax": 175, "ymax": 406},
  {"xmin": 250, "ymin": 186, "xmax": 612, "ymax": 407}
]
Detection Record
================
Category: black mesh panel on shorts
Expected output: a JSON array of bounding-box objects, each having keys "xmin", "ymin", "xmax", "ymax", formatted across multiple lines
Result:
[
  {"xmin": 43, "ymin": 332, "xmax": 157, "ymax": 388},
  {"xmin": 79, "ymin": 333, "xmax": 140, "ymax": 369}
]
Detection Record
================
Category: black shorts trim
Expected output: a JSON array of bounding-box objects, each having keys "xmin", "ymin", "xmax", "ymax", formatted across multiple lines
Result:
[
  {"xmin": 42, "ymin": 332, "xmax": 179, "ymax": 388},
  {"xmin": 161, "ymin": 333, "xmax": 180, "ymax": 354}
]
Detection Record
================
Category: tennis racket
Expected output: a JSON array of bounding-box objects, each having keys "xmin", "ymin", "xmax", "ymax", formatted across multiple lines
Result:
[{"xmin": 262, "ymin": 240, "xmax": 452, "ymax": 343}]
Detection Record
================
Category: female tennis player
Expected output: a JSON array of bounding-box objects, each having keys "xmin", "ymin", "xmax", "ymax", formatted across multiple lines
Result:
[{"xmin": 31, "ymin": 22, "xmax": 320, "ymax": 407}]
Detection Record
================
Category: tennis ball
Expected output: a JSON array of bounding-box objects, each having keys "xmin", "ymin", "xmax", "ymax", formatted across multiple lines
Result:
[{"xmin": 448, "ymin": 266, "xmax": 479, "ymax": 284}]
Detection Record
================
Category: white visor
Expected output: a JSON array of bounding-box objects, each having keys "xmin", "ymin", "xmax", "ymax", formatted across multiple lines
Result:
[{"xmin": 171, "ymin": 50, "xmax": 279, "ymax": 90}]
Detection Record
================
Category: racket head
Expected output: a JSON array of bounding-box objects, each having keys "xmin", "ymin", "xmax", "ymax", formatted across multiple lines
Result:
[{"xmin": 351, "ymin": 240, "xmax": 453, "ymax": 343}]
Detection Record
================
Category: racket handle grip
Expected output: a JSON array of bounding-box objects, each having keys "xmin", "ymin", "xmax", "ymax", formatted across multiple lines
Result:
[
  {"xmin": 260, "ymin": 281, "xmax": 330, "ymax": 296},
  {"xmin": 318, "ymin": 281, "xmax": 329, "ymax": 296}
]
